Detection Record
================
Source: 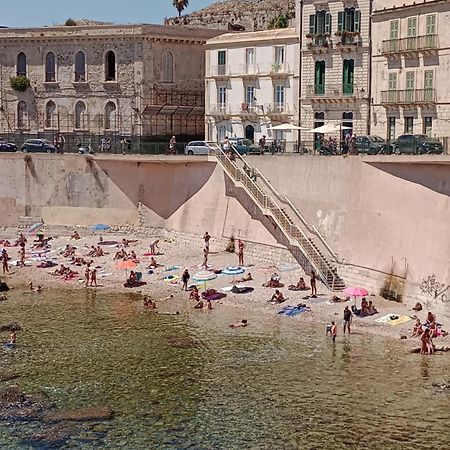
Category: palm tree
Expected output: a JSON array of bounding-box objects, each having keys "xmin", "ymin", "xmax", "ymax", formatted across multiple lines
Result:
[{"xmin": 173, "ymin": 0, "xmax": 190, "ymax": 17}]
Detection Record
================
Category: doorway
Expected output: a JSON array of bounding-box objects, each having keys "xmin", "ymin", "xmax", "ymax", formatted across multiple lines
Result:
[{"xmin": 245, "ymin": 124, "xmax": 255, "ymax": 142}]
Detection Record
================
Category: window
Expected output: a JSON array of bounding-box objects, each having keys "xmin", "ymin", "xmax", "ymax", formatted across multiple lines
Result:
[
  {"xmin": 105, "ymin": 51, "xmax": 116, "ymax": 81},
  {"xmin": 218, "ymin": 86, "xmax": 227, "ymax": 106},
  {"xmin": 342, "ymin": 59, "xmax": 354, "ymax": 94},
  {"xmin": 338, "ymin": 8, "xmax": 361, "ymax": 32},
  {"xmin": 75, "ymin": 101, "xmax": 86, "ymax": 129},
  {"xmin": 388, "ymin": 72, "xmax": 398, "ymax": 102},
  {"xmin": 406, "ymin": 17, "xmax": 417, "ymax": 50},
  {"xmin": 406, "ymin": 72, "xmax": 415, "ymax": 102},
  {"xmin": 245, "ymin": 48, "xmax": 255, "ymax": 66},
  {"xmin": 424, "ymin": 70, "xmax": 434, "ymax": 101},
  {"xmin": 405, "ymin": 117, "xmax": 414, "ymax": 134},
  {"xmin": 426, "ymin": 15, "xmax": 436, "ymax": 35},
  {"xmin": 74, "ymin": 51, "xmax": 86, "ymax": 82},
  {"xmin": 314, "ymin": 112, "xmax": 325, "ymax": 151},
  {"xmin": 45, "ymin": 52, "xmax": 56, "ymax": 82},
  {"xmin": 162, "ymin": 52, "xmax": 174, "ymax": 83},
  {"xmin": 423, "ymin": 117, "xmax": 432, "ymax": 137},
  {"xmin": 388, "ymin": 20, "xmax": 399, "ymax": 52},
  {"xmin": 245, "ymin": 124, "xmax": 255, "ymax": 141},
  {"xmin": 245, "ymin": 86, "xmax": 255, "ymax": 107},
  {"xmin": 315, "ymin": 60, "xmax": 325, "ymax": 94},
  {"xmin": 217, "ymin": 50, "xmax": 226, "ymax": 76},
  {"xmin": 17, "ymin": 53, "xmax": 27, "ymax": 77},
  {"xmin": 45, "ymin": 100, "xmax": 56, "ymax": 128},
  {"xmin": 342, "ymin": 112, "xmax": 353, "ymax": 142},
  {"xmin": 388, "ymin": 117, "xmax": 396, "ymax": 141},
  {"xmin": 274, "ymin": 85, "xmax": 285, "ymax": 110},
  {"xmin": 17, "ymin": 101, "xmax": 28, "ymax": 129},
  {"xmin": 217, "ymin": 124, "xmax": 228, "ymax": 142},
  {"xmin": 104, "ymin": 101, "xmax": 116, "ymax": 130},
  {"xmin": 274, "ymin": 46, "xmax": 285, "ymax": 64},
  {"xmin": 309, "ymin": 11, "xmax": 331, "ymax": 35}
]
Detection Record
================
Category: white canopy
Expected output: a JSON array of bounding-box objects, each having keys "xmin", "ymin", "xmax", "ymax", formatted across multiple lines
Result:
[
  {"xmin": 271, "ymin": 123, "xmax": 308, "ymax": 131},
  {"xmin": 307, "ymin": 123, "xmax": 352, "ymax": 133}
]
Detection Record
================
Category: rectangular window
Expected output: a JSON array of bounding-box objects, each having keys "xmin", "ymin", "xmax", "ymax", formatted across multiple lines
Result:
[
  {"xmin": 316, "ymin": 11, "xmax": 326, "ymax": 34},
  {"xmin": 426, "ymin": 14, "xmax": 436, "ymax": 35},
  {"xmin": 217, "ymin": 50, "xmax": 226, "ymax": 66},
  {"xmin": 274, "ymin": 46, "xmax": 285, "ymax": 64},
  {"xmin": 388, "ymin": 117, "xmax": 396, "ymax": 142},
  {"xmin": 405, "ymin": 117, "xmax": 414, "ymax": 134},
  {"xmin": 315, "ymin": 60, "xmax": 325, "ymax": 95},
  {"xmin": 342, "ymin": 59, "xmax": 354, "ymax": 94},
  {"xmin": 423, "ymin": 117, "xmax": 432, "ymax": 137},
  {"xmin": 274, "ymin": 85, "xmax": 285, "ymax": 110},
  {"xmin": 406, "ymin": 72, "xmax": 415, "ymax": 102},
  {"xmin": 388, "ymin": 72, "xmax": 397, "ymax": 102},
  {"xmin": 246, "ymin": 86, "xmax": 255, "ymax": 106},
  {"xmin": 388, "ymin": 20, "xmax": 399, "ymax": 52},
  {"xmin": 406, "ymin": 17, "xmax": 417, "ymax": 50},
  {"xmin": 218, "ymin": 86, "xmax": 226, "ymax": 108},
  {"xmin": 245, "ymin": 48, "xmax": 255, "ymax": 66},
  {"xmin": 424, "ymin": 70, "xmax": 434, "ymax": 102}
]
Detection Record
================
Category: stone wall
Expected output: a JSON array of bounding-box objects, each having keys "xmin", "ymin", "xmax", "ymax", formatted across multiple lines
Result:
[{"xmin": 166, "ymin": 0, "xmax": 296, "ymax": 31}]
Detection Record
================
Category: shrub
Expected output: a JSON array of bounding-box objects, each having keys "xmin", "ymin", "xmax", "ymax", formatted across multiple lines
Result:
[
  {"xmin": 64, "ymin": 18, "xmax": 77, "ymax": 26},
  {"xmin": 10, "ymin": 76, "xmax": 30, "ymax": 92}
]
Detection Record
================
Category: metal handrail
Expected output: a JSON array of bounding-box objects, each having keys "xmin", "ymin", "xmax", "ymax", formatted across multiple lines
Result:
[{"xmin": 211, "ymin": 146, "xmax": 338, "ymax": 287}]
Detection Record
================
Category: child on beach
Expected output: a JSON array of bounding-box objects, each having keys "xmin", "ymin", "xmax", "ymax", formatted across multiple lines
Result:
[
  {"xmin": 331, "ymin": 321, "xmax": 337, "ymax": 343},
  {"xmin": 90, "ymin": 269, "xmax": 97, "ymax": 287},
  {"xmin": 182, "ymin": 268, "xmax": 190, "ymax": 291}
]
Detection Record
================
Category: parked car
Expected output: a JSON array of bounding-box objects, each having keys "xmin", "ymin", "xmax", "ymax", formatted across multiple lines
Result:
[
  {"xmin": 228, "ymin": 138, "xmax": 260, "ymax": 155},
  {"xmin": 21, "ymin": 139, "xmax": 57, "ymax": 153},
  {"xmin": 184, "ymin": 141, "xmax": 218, "ymax": 155},
  {"xmin": 354, "ymin": 135, "xmax": 391, "ymax": 155},
  {"xmin": 393, "ymin": 134, "xmax": 443, "ymax": 155},
  {"xmin": 0, "ymin": 140, "xmax": 17, "ymax": 152}
]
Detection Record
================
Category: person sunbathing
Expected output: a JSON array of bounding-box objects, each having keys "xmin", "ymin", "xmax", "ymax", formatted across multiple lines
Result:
[
  {"xmin": 270, "ymin": 290, "xmax": 285, "ymax": 303},
  {"xmin": 194, "ymin": 299, "xmax": 204, "ymax": 309},
  {"xmin": 51, "ymin": 264, "xmax": 66, "ymax": 276},
  {"xmin": 426, "ymin": 312, "xmax": 436, "ymax": 327},
  {"xmin": 143, "ymin": 296, "xmax": 157, "ymax": 310},
  {"xmin": 263, "ymin": 274, "xmax": 284, "ymax": 288},
  {"xmin": 130, "ymin": 251, "xmax": 138, "ymax": 262},
  {"xmin": 70, "ymin": 231, "xmax": 81, "ymax": 240},
  {"xmin": 367, "ymin": 301, "xmax": 378, "ymax": 315},
  {"xmin": 204, "ymin": 299, "xmax": 213, "ymax": 310},
  {"xmin": 289, "ymin": 277, "xmax": 308, "ymax": 291},
  {"xmin": 147, "ymin": 257, "xmax": 158, "ymax": 269},
  {"xmin": 412, "ymin": 318, "xmax": 423, "ymax": 337},
  {"xmin": 114, "ymin": 249, "xmax": 128, "ymax": 260},
  {"xmin": 86, "ymin": 246, "xmax": 96, "ymax": 257},
  {"xmin": 359, "ymin": 298, "xmax": 369, "ymax": 317},
  {"xmin": 122, "ymin": 238, "xmax": 130, "ymax": 247},
  {"xmin": 230, "ymin": 319, "xmax": 248, "ymax": 328},
  {"xmin": 236, "ymin": 272, "xmax": 253, "ymax": 283},
  {"xmin": 420, "ymin": 327, "xmax": 435, "ymax": 355}
]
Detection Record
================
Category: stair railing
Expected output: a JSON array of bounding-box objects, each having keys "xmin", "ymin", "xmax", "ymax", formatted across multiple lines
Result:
[{"xmin": 211, "ymin": 146, "xmax": 338, "ymax": 288}]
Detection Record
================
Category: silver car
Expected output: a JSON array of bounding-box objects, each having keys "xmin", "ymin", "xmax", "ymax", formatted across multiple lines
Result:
[{"xmin": 185, "ymin": 141, "xmax": 218, "ymax": 155}]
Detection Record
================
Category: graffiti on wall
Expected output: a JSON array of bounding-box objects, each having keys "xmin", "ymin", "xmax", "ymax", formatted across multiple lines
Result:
[{"xmin": 420, "ymin": 274, "xmax": 449, "ymax": 303}]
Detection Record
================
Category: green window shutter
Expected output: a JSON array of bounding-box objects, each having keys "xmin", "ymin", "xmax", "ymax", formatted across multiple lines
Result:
[
  {"xmin": 354, "ymin": 10, "xmax": 361, "ymax": 32},
  {"xmin": 426, "ymin": 15, "xmax": 436, "ymax": 35},
  {"xmin": 390, "ymin": 20, "xmax": 399, "ymax": 39},
  {"xmin": 309, "ymin": 14, "xmax": 316, "ymax": 34},
  {"xmin": 407, "ymin": 18, "xmax": 417, "ymax": 37},
  {"xmin": 424, "ymin": 71, "xmax": 433, "ymax": 89},
  {"xmin": 338, "ymin": 11, "xmax": 344, "ymax": 32},
  {"xmin": 325, "ymin": 13, "xmax": 332, "ymax": 34}
]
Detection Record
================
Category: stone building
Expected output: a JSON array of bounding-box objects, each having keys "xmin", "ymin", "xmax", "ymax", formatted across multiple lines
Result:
[
  {"xmin": 299, "ymin": 0, "xmax": 372, "ymax": 150},
  {"xmin": 204, "ymin": 28, "xmax": 300, "ymax": 150},
  {"xmin": 371, "ymin": 0, "xmax": 450, "ymax": 143},
  {"xmin": 0, "ymin": 24, "xmax": 221, "ymax": 151}
]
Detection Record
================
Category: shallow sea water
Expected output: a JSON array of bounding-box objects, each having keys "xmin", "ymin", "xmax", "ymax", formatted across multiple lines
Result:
[{"xmin": 0, "ymin": 289, "xmax": 449, "ymax": 449}]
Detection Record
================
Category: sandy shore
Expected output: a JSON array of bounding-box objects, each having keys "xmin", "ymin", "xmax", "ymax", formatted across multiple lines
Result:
[{"xmin": 1, "ymin": 227, "xmax": 448, "ymax": 350}]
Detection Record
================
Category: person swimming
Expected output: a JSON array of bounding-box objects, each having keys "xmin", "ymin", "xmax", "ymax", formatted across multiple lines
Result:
[{"xmin": 230, "ymin": 319, "xmax": 248, "ymax": 328}]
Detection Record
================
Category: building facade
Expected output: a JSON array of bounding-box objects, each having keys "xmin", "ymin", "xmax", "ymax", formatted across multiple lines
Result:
[
  {"xmin": 0, "ymin": 24, "xmax": 221, "ymax": 150},
  {"xmin": 204, "ymin": 28, "xmax": 300, "ymax": 149},
  {"xmin": 299, "ymin": 0, "xmax": 371, "ymax": 149},
  {"xmin": 371, "ymin": 0, "xmax": 450, "ymax": 143}
]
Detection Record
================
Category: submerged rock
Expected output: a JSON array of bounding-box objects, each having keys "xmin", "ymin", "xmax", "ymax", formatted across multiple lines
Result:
[
  {"xmin": 167, "ymin": 336, "xmax": 200, "ymax": 349},
  {"xmin": 43, "ymin": 406, "xmax": 113, "ymax": 423},
  {"xmin": 24, "ymin": 424, "xmax": 75, "ymax": 448},
  {"xmin": 0, "ymin": 385, "xmax": 26, "ymax": 403},
  {"xmin": 0, "ymin": 322, "xmax": 21, "ymax": 331},
  {"xmin": 0, "ymin": 372, "xmax": 20, "ymax": 382}
]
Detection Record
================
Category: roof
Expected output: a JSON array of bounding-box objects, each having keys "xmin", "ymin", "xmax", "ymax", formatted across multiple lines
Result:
[{"xmin": 205, "ymin": 27, "xmax": 298, "ymax": 46}]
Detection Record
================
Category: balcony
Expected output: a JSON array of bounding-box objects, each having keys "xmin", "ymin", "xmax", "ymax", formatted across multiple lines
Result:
[
  {"xmin": 239, "ymin": 64, "xmax": 260, "ymax": 79},
  {"xmin": 268, "ymin": 63, "xmax": 291, "ymax": 78},
  {"xmin": 237, "ymin": 103, "xmax": 259, "ymax": 117},
  {"xmin": 380, "ymin": 89, "xmax": 436, "ymax": 106},
  {"xmin": 305, "ymin": 84, "xmax": 359, "ymax": 103},
  {"xmin": 208, "ymin": 104, "xmax": 231, "ymax": 118},
  {"xmin": 306, "ymin": 34, "xmax": 332, "ymax": 53},
  {"xmin": 381, "ymin": 35, "xmax": 438, "ymax": 57},
  {"xmin": 209, "ymin": 65, "xmax": 231, "ymax": 79},
  {"xmin": 335, "ymin": 31, "xmax": 362, "ymax": 51},
  {"xmin": 265, "ymin": 103, "xmax": 290, "ymax": 117}
]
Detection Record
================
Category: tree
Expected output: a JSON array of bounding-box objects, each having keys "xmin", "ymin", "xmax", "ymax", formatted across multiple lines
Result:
[
  {"xmin": 173, "ymin": 0, "xmax": 190, "ymax": 17},
  {"xmin": 64, "ymin": 18, "xmax": 77, "ymax": 26}
]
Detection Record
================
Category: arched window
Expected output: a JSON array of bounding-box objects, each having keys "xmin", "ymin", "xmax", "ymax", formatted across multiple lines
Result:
[
  {"xmin": 162, "ymin": 52, "xmax": 174, "ymax": 83},
  {"xmin": 17, "ymin": 101, "xmax": 28, "ymax": 129},
  {"xmin": 75, "ymin": 101, "xmax": 86, "ymax": 129},
  {"xmin": 105, "ymin": 51, "xmax": 116, "ymax": 81},
  {"xmin": 45, "ymin": 52, "xmax": 56, "ymax": 82},
  {"xmin": 45, "ymin": 101, "xmax": 56, "ymax": 128},
  {"xmin": 74, "ymin": 51, "xmax": 86, "ymax": 82},
  {"xmin": 104, "ymin": 101, "xmax": 116, "ymax": 130},
  {"xmin": 17, "ymin": 53, "xmax": 27, "ymax": 77}
]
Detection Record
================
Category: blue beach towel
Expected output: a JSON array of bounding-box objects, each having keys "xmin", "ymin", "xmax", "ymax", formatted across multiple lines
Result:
[{"xmin": 278, "ymin": 306, "xmax": 310, "ymax": 317}]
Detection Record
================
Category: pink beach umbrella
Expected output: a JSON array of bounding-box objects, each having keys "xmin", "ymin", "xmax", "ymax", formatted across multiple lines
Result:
[{"xmin": 343, "ymin": 286, "xmax": 369, "ymax": 297}]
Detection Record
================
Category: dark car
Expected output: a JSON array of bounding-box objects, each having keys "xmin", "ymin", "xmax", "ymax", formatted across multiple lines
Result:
[
  {"xmin": 393, "ymin": 134, "xmax": 443, "ymax": 155},
  {"xmin": 0, "ymin": 140, "xmax": 17, "ymax": 152},
  {"xmin": 21, "ymin": 139, "xmax": 57, "ymax": 153},
  {"xmin": 354, "ymin": 135, "xmax": 391, "ymax": 155},
  {"xmin": 228, "ymin": 138, "xmax": 261, "ymax": 155}
]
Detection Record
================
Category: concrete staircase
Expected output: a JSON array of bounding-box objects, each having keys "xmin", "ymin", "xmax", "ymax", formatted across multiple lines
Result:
[{"xmin": 212, "ymin": 147, "xmax": 345, "ymax": 291}]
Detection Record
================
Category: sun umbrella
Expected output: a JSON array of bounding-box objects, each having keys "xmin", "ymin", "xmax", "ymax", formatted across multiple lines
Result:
[
  {"xmin": 91, "ymin": 224, "xmax": 111, "ymax": 231},
  {"xmin": 28, "ymin": 222, "xmax": 44, "ymax": 235},
  {"xmin": 343, "ymin": 287, "xmax": 368, "ymax": 297},
  {"xmin": 306, "ymin": 123, "xmax": 352, "ymax": 133},
  {"xmin": 192, "ymin": 271, "xmax": 217, "ymax": 282},
  {"xmin": 223, "ymin": 266, "xmax": 245, "ymax": 275},
  {"xmin": 116, "ymin": 260, "xmax": 137, "ymax": 270},
  {"xmin": 271, "ymin": 123, "xmax": 309, "ymax": 131}
]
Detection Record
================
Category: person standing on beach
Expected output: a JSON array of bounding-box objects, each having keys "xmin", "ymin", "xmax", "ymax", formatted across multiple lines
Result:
[
  {"xmin": 238, "ymin": 239, "xmax": 245, "ymax": 266},
  {"xmin": 182, "ymin": 268, "xmax": 190, "ymax": 291},
  {"xmin": 310, "ymin": 270, "xmax": 317, "ymax": 298},
  {"xmin": 204, "ymin": 232, "xmax": 210, "ymax": 254},
  {"xmin": 1, "ymin": 249, "xmax": 9, "ymax": 274},
  {"xmin": 18, "ymin": 245, "xmax": 26, "ymax": 267},
  {"xmin": 150, "ymin": 239, "xmax": 160, "ymax": 255},
  {"xmin": 331, "ymin": 321, "xmax": 337, "ymax": 343},
  {"xmin": 202, "ymin": 249, "xmax": 208, "ymax": 270},
  {"xmin": 90, "ymin": 269, "xmax": 97, "ymax": 287},
  {"xmin": 84, "ymin": 267, "xmax": 90, "ymax": 286},
  {"xmin": 343, "ymin": 305, "xmax": 352, "ymax": 335}
]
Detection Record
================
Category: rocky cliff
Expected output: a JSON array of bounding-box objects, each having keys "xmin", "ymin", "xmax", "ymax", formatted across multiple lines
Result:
[{"xmin": 165, "ymin": 0, "xmax": 295, "ymax": 31}]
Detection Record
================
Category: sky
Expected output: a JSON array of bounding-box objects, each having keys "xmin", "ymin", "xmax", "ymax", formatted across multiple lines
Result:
[{"xmin": 1, "ymin": 0, "xmax": 217, "ymax": 28}]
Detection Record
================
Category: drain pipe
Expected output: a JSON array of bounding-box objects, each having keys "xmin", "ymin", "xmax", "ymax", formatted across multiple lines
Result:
[
  {"xmin": 367, "ymin": 0, "xmax": 373, "ymax": 135},
  {"xmin": 297, "ymin": 1, "xmax": 304, "ymax": 152}
]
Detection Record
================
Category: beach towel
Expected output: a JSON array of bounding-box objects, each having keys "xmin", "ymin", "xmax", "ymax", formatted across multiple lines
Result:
[
  {"xmin": 164, "ymin": 265, "xmax": 180, "ymax": 272},
  {"xmin": 278, "ymin": 305, "xmax": 310, "ymax": 317},
  {"xmin": 231, "ymin": 286, "xmax": 254, "ymax": 294},
  {"xmin": 389, "ymin": 315, "xmax": 412, "ymax": 326},
  {"xmin": 374, "ymin": 314, "xmax": 394, "ymax": 324}
]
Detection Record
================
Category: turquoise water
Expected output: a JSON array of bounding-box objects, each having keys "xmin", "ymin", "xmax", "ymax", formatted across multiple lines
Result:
[{"xmin": 0, "ymin": 289, "xmax": 449, "ymax": 449}]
